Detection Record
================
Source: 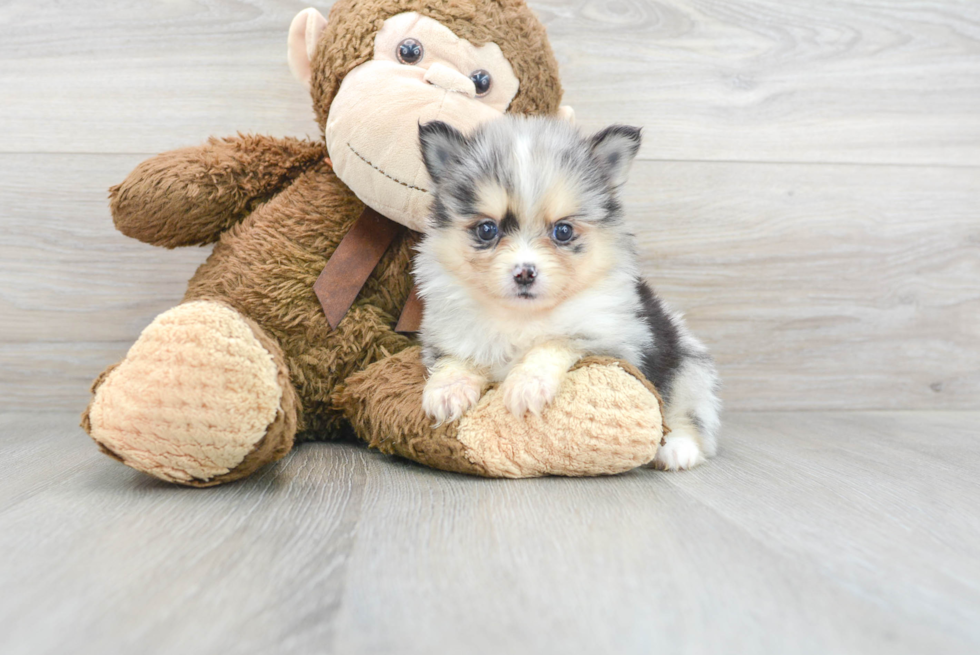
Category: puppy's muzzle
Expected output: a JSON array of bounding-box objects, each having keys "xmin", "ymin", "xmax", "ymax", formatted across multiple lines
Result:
[{"xmin": 513, "ymin": 263, "xmax": 537, "ymax": 288}]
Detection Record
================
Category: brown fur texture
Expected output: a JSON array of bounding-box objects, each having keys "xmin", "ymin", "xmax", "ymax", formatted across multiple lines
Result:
[
  {"xmin": 334, "ymin": 348, "xmax": 492, "ymax": 476},
  {"xmin": 82, "ymin": 0, "xmax": 663, "ymax": 485},
  {"xmin": 111, "ymin": 135, "xmax": 326, "ymax": 248},
  {"xmin": 336, "ymin": 347, "xmax": 665, "ymax": 477},
  {"xmin": 181, "ymin": 159, "xmax": 419, "ymax": 440},
  {"xmin": 311, "ymin": 0, "xmax": 563, "ymax": 132}
]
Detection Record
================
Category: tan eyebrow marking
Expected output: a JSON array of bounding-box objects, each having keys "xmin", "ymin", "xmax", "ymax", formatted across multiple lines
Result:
[
  {"xmin": 538, "ymin": 178, "xmax": 580, "ymax": 224},
  {"xmin": 474, "ymin": 181, "xmax": 508, "ymax": 218}
]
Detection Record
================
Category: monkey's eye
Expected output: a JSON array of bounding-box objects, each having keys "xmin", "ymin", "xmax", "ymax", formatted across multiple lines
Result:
[
  {"xmin": 475, "ymin": 220, "xmax": 498, "ymax": 242},
  {"xmin": 470, "ymin": 70, "xmax": 492, "ymax": 97},
  {"xmin": 396, "ymin": 38, "xmax": 424, "ymax": 65},
  {"xmin": 553, "ymin": 222, "xmax": 574, "ymax": 243}
]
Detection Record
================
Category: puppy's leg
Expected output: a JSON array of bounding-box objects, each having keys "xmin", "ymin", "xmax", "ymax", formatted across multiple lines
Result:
[
  {"xmin": 500, "ymin": 341, "xmax": 582, "ymax": 418},
  {"xmin": 652, "ymin": 415, "xmax": 707, "ymax": 471},
  {"xmin": 652, "ymin": 356, "xmax": 721, "ymax": 471},
  {"xmin": 423, "ymin": 356, "xmax": 488, "ymax": 426}
]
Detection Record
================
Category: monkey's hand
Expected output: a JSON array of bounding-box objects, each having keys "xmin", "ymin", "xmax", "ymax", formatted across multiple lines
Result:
[
  {"xmin": 500, "ymin": 342, "xmax": 582, "ymax": 418},
  {"xmin": 110, "ymin": 134, "xmax": 325, "ymax": 248}
]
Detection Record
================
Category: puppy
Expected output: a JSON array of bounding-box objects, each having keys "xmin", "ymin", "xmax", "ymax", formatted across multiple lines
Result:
[{"xmin": 414, "ymin": 116, "xmax": 720, "ymax": 470}]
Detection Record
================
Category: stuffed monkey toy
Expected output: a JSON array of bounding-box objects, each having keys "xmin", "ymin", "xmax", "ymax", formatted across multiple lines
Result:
[{"xmin": 81, "ymin": 0, "xmax": 664, "ymax": 486}]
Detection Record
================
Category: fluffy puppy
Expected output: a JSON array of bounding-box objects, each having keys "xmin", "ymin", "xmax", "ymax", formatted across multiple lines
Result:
[{"xmin": 414, "ymin": 116, "xmax": 720, "ymax": 470}]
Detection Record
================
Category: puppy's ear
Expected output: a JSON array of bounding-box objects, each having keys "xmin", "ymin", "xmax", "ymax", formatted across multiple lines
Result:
[
  {"xmin": 419, "ymin": 121, "xmax": 467, "ymax": 184},
  {"xmin": 589, "ymin": 125, "xmax": 642, "ymax": 187}
]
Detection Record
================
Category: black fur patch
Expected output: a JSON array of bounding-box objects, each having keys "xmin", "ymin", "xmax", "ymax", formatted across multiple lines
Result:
[
  {"xmin": 449, "ymin": 181, "xmax": 476, "ymax": 214},
  {"xmin": 431, "ymin": 198, "xmax": 452, "ymax": 229},
  {"xmin": 500, "ymin": 209, "xmax": 519, "ymax": 235},
  {"xmin": 634, "ymin": 280, "xmax": 684, "ymax": 402},
  {"xmin": 601, "ymin": 197, "xmax": 622, "ymax": 224}
]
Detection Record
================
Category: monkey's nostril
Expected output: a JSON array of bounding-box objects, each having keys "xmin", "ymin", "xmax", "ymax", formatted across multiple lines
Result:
[{"xmin": 513, "ymin": 264, "xmax": 537, "ymax": 286}]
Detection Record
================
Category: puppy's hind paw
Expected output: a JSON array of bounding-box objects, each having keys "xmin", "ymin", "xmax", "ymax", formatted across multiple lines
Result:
[
  {"xmin": 422, "ymin": 370, "xmax": 484, "ymax": 426},
  {"xmin": 651, "ymin": 433, "xmax": 705, "ymax": 471},
  {"xmin": 500, "ymin": 369, "xmax": 562, "ymax": 418}
]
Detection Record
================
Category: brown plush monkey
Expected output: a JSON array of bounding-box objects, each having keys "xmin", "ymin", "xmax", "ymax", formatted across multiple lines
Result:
[{"xmin": 81, "ymin": 0, "xmax": 664, "ymax": 486}]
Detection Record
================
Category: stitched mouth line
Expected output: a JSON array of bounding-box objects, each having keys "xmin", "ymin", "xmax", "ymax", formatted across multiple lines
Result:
[{"xmin": 346, "ymin": 142, "xmax": 429, "ymax": 194}]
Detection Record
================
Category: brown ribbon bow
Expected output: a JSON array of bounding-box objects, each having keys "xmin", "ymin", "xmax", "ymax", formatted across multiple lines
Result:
[{"xmin": 313, "ymin": 206, "xmax": 424, "ymax": 333}]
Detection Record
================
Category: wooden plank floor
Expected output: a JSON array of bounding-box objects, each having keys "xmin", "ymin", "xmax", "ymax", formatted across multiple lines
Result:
[{"xmin": 1, "ymin": 410, "xmax": 978, "ymax": 655}]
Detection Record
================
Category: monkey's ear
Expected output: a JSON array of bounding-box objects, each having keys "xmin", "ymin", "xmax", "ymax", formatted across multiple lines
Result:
[
  {"xmin": 419, "ymin": 121, "xmax": 468, "ymax": 184},
  {"xmin": 589, "ymin": 125, "xmax": 642, "ymax": 187},
  {"xmin": 288, "ymin": 8, "xmax": 328, "ymax": 87}
]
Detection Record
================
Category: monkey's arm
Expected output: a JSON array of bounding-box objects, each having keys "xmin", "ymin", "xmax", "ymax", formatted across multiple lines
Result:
[{"xmin": 110, "ymin": 134, "xmax": 326, "ymax": 248}]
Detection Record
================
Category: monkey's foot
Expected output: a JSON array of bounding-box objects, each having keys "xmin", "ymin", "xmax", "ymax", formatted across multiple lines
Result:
[
  {"xmin": 82, "ymin": 300, "xmax": 298, "ymax": 486},
  {"xmin": 336, "ymin": 347, "xmax": 664, "ymax": 478}
]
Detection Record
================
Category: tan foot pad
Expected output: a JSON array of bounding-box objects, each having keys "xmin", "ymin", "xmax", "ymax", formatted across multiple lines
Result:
[
  {"xmin": 84, "ymin": 301, "xmax": 285, "ymax": 484},
  {"xmin": 335, "ymin": 347, "xmax": 664, "ymax": 478}
]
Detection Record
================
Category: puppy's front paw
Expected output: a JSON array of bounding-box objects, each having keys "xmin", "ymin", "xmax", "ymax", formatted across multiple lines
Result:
[
  {"xmin": 651, "ymin": 432, "xmax": 705, "ymax": 471},
  {"xmin": 422, "ymin": 369, "xmax": 484, "ymax": 426},
  {"xmin": 500, "ymin": 369, "xmax": 562, "ymax": 418}
]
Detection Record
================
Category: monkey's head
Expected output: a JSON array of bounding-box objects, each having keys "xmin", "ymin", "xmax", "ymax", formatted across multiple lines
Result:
[{"xmin": 288, "ymin": 1, "xmax": 569, "ymax": 232}]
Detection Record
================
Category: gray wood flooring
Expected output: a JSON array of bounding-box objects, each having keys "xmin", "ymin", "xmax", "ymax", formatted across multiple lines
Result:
[{"xmin": 2, "ymin": 410, "xmax": 979, "ymax": 655}]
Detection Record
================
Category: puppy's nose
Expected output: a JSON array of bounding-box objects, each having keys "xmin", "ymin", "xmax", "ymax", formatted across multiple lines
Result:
[{"xmin": 513, "ymin": 263, "xmax": 537, "ymax": 286}]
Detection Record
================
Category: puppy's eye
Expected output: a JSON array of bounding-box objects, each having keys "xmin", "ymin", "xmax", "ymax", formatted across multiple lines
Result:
[
  {"xmin": 475, "ymin": 220, "xmax": 498, "ymax": 242},
  {"xmin": 396, "ymin": 38, "xmax": 423, "ymax": 65},
  {"xmin": 470, "ymin": 70, "xmax": 492, "ymax": 96},
  {"xmin": 553, "ymin": 222, "xmax": 574, "ymax": 243}
]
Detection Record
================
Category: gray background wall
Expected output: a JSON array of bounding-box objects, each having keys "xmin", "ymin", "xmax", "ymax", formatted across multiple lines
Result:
[{"xmin": 2, "ymin": 0, "xmax": 978, "ymax": 412}]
